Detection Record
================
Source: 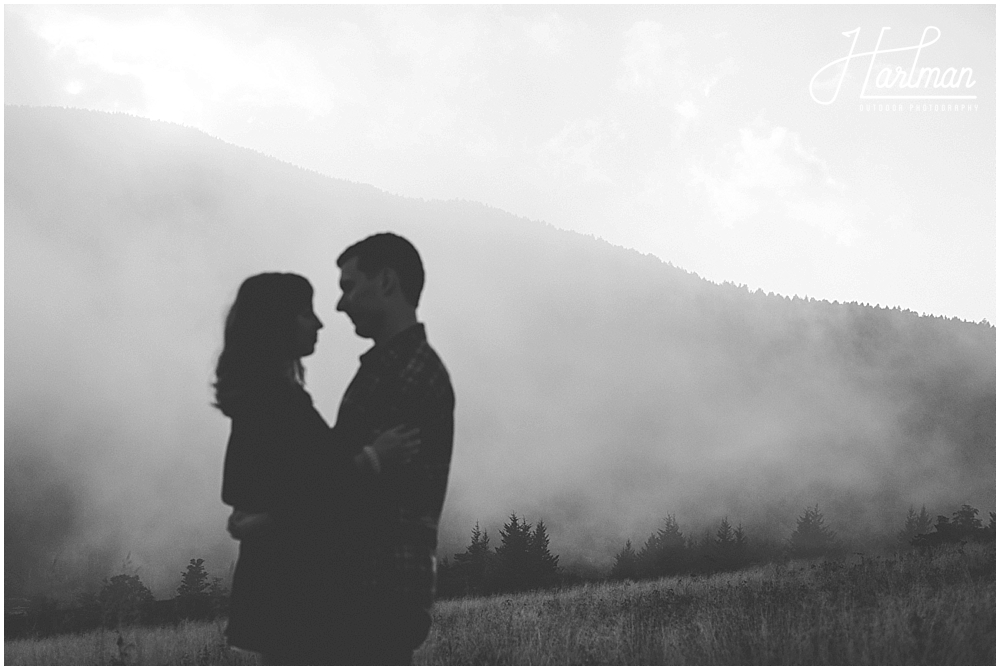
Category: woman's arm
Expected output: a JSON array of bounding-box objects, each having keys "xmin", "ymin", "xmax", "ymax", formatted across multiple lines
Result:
[
  {"xmin": 221, "ymin": 411, "xmax": 283, "ymax": 511},
  {"xmin": 227, "ymin": 509, "xmax": 273, "ymax": 540}
]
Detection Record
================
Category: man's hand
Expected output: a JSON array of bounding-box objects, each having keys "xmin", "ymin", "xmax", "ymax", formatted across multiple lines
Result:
[
  {"xmin": 227, "ymin": 510, "xmax": 273, "ymax": 540},
  {"xmin": 370, "ymin": 424, "xmax": 421, "ymax": 467}
]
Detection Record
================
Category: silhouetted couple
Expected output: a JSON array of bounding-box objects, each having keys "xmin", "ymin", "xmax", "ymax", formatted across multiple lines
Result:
[{"xmin": 214, "ymin": 233, "xmax": 455, "ymax": 665}]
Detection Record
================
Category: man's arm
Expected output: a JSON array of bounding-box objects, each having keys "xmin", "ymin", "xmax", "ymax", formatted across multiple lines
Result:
[{"xmin": 387, "ymin": 345, "xmax": 455, "ymax": 529}]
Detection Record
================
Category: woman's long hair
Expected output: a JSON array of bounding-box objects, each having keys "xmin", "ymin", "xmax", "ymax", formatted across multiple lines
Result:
[{"xmin": 214, "ymin": 273, "xmax": 314, "ymax": 416}]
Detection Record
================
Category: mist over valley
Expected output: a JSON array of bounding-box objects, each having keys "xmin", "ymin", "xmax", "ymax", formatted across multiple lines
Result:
[{"xmin": 5, "ymin": 106, "xmax": 995, "ymax": 597}]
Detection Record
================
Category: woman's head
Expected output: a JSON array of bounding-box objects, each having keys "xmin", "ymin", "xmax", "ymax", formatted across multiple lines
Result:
[{"xmin": 214, "ymin": 273, "xmax": 322, "ymax": 415}]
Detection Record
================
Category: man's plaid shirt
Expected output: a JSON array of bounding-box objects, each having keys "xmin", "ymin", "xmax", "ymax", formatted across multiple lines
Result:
[{"xmin": 331, "ymin": 323, "xmax": 454, "ymax": 609}]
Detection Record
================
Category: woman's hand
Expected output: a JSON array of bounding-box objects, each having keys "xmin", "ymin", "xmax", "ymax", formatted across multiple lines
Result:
[
  {"xmin": 370, "ymin": 424, "xmax": 421, "ymax": 467},
  {"xmin": 227, "ymin": 509, "xmax": 273, "ymax": 540}
]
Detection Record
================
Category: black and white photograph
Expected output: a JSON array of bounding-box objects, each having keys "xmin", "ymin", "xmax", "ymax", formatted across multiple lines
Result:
[{"xmin": 4, "ymin": 4, "xmax": 995, "ymax": 665}]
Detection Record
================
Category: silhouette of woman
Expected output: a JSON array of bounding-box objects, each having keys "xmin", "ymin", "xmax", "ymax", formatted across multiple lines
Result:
[{"xmin": 213, "ymin": 272, "xmax": 417, "ymax": 664}]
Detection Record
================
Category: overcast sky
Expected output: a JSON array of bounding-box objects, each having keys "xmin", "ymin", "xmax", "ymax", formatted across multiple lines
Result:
[{"xmin": 6, "ymin": 4, "xmax": 995, "ymax": 324}]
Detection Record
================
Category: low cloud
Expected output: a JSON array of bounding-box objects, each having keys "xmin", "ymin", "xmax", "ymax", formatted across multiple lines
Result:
[
  {"xmin": 690, "ymin": 123, "xmax": 860, "ymax": 245},
  {"xmin": 24, "ymin": 6, "xmax": 336, "ymax": 126}
]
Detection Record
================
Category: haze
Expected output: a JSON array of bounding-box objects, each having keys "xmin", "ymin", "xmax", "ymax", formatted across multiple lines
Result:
[{"xmin": 4, "ymin": 5, "xmax": 995, "ymax": 597}]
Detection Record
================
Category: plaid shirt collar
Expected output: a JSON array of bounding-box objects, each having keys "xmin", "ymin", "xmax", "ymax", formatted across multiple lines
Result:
[{"xmin": 358, "ymin": 323, "xmax": 427, "ymax": 368}]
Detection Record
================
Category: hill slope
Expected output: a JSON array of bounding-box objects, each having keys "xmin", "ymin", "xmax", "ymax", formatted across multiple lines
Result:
[{"xmin": 5, "ymin": 106, "xmax": 995, "ymax": 595}]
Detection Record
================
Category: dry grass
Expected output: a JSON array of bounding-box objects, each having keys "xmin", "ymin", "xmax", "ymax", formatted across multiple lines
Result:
[
  {"xmin": 418, "ymin": 544, "xmax": 995, "ymax": 665},
  {"xmin": 6, "ymin": 544, "xmax": 994, "ymax": 665},
  {"xmin": 3, "ymin": 620, "xmax": 258, "ymax": 666}
]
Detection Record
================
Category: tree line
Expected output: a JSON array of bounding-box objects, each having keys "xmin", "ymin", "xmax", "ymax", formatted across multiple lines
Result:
[
  {"xmin": 437, "ymin": 503, "xmax": 995, "ymax": 596},
  {"xmin": 606, "ymin": 503, "xmax": 995, "ymax": 582},
  {"xmin": 437, "ymin": 513, "xmax": 560, "ymax": 598},
  {"xmin": 6, "ymin": 505, "xmax": 995, "ymax": 638},
  {"xmin": 5, "ymin": 559, "xmax": 229, "ymax": 640}
]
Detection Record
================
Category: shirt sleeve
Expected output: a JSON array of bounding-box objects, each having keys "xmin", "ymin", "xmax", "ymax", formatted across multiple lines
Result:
[{"xmin": 384, "ymin": 362, "xmax": 456, "ymax": 545}]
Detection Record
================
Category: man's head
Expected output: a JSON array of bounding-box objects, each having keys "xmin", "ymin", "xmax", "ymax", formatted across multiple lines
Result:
[{"xmin": 336, "ymin": 233, "xmax": 424, "ymax": 341}]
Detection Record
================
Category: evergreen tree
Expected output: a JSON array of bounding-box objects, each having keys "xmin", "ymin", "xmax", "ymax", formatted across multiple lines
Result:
[
  {"xmin": 915, "ymin": 505, "xmax": 934, "ymax": 534},
  {"xmin": 787, "ymin": 504, "xmax": 838, "ymax": 558},
  {"xmin": 951, "ymin": 504, "xmax": 982, "ymax": 533},
  {"xmin": 176, "ymin": 558, "xmax": 212, "ymax": 620},
  {"xmin": 453, "ymin": 522, "xmax": 495, "ymax": 595},
  {"xmin": 715, "ymin": 518, "xmax": 735, "ymax": 547},
  {"xmin": 732, "ymin": 524, "xmax": 751, "ymax": 567},
  {"xmin": 176, "ymin": 558, "xmax": 210, "ymax": 598},
  {"xmin": 733, "ymin": 524, "xmax": 748, "ymax": 548},
  {"xmin": 495, "ymin": 513, "xmax": 534, "ymax": 592},
  {"xmin": 610, "ymin": 540, "xmax": 638, "ymax": 580},
  {"xmin": 636, "ymin": 515, "xmax": 686, "ymax": 577},
  {"xmin": 897, "ymin": 505, "xmax": 933, "ymax": 545},
  {"xmin": 528, "ymin": 519, "xmax": 559, "ymax": 588},
  {"xmin": 913, "ymin": 505, "xmax": 993, "ymax": 546},
  {"xmin": 710, "ymin": 518, "xmax": 748, "ymax": 571}
]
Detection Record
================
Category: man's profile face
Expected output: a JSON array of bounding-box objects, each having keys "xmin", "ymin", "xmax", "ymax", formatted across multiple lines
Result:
[{"xmin": 336, "ymin": 256, "xmax": 384, "ymax": 339}]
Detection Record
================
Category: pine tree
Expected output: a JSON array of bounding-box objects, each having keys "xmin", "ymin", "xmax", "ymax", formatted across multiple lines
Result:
[
  {"xmin": 494, "ymin": 513, "xmax": 532, "ymax": 592},
  {"xmin": 916, "ymin": 505, "xmax": 934, "ymax": 534},
  {"xmin": 913, "ymin": 506, "xmax": 994, "ymax": 546},
  {"xmin": 897, "ymin": 505, "xmax": 933, "ymax": 545},
  {"xmin": 787, "ymin": 504, "xmax": 838, "ymax": 558},
  {"xmin": 733, "ymin": 524, "xmax": 751, "ymax": 567},
  {"xmin": 636, "ymin": 515, "xmax": 686, "ymax": 577},
  {"xmin": 176, "ymin": 558, "xmax": 212, "ymax": 620},
  {"xmin": 454, "ymin": 522, "xmax": 494, "ymax": 595},
  {"xmin": 951, "ymin": 504, "xmax": 982, "ymax": 532},
  {"xmin": 177, "ymin": 559, "xmax": 210, "ymax": 598},
  {"xmin": 610, "ymin": 540, "xmax": 638, "ymax": 580},
  {"xmin": 528, "ymin": 519, "xmax": 559, "ymax": 589},
  {"xmin": 716, "ymin": 518, "xmax": 735, "ymax": 547},
  {"xmin": 710, "ymin": 518, "xmax": 741, "ymax": 571}
]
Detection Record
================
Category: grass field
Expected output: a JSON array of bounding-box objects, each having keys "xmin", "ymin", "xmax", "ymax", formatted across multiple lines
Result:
[{"xmin": 6, "ymin": 544, "xmax": 994, "ymax": 665}]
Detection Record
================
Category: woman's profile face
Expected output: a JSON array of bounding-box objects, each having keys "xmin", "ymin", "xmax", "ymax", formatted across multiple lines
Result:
[{"xmin": 293, "ymin": 301, "xmax": 323, "ymax": 357}]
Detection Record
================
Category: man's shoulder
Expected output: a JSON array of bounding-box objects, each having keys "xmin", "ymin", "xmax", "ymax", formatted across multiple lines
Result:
[
  {"xmin": 400, "ymin": 338, "xmax": 454, "ymax": 403},
  {"xmin": 411, "ymin": 338, "xmax": 453, "ymax": 384}
]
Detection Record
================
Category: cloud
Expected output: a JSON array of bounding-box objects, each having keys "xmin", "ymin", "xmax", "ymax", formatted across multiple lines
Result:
[
  {"xmin": 617, "ymin": 22, "xmax": 737, "ymax": 138},
  {"xmin": 675, "ymin": 100, "xmax": 698, "ymax": 120},
  {"xmin": 362, "ymin": 9, "xmax": 490, "ymax": 149},
  {"xmin": 699, "ymin": 57, "xmax": 738, "ymax": 97},
  {"xmin": 524, "ymin": 11, "xmax": 580, "ymax": 56},
  {"xmin": 537, "ymin": 118, "xmax": 616, "ymax": 184},
  {"xmin": 619, "ymin": 20, "xmax": 685, "ymax": 95},
  {"xmin": 5, "ymin": 8, "xmax": 60, "ymax": 105},
  {"xmin": 690, "ymin": 124, "xmax": 860, "ymax": 245},
  {"xmin": 28, "ymin": 8, "xmax": 337, "ymax": 126}
]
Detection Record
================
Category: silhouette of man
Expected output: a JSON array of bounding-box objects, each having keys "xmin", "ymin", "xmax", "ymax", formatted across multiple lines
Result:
[{"xmin": 331, "ymin": 232, "xmax": 455, "ymax": 665}]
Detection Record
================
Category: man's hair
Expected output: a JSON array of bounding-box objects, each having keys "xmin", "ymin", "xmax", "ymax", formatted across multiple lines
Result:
[{"xmin": 337, "ymin": 232, "xmax": 425, "ymax": 307}]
